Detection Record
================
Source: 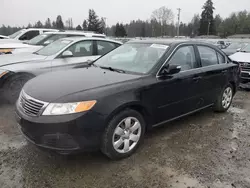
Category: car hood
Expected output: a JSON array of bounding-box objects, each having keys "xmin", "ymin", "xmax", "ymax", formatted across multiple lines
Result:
[
  {"xmin": 0, "ymin": 39, "xmax": 22, "ymax": 44},
  {"xmin": 229, "ymin": 52, "xmax": 250, "ymax": 62},
  {"xmin": 0, "ymin": 42, "xmax": 32, "ymax": 49},
  {"xmin": 24, "ymin": 67, "xmax": 142, "ymax": 102},
  {"xmin": 0, "ymin": 53, "xmax": 47, "ymax": 67},
  {"xmin": 11, "ymin": 45, "xmax": 43, "ymax": 54}
]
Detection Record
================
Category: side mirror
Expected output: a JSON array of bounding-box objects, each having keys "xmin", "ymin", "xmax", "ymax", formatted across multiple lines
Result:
[
  {"xmin": 43, "ymin": 40, "xmax": 51, "ymax": 45},
  {"xmin": 61, "ymin": 51, "xmax": 73, "ymax": 58},
  {"xmin": 160, "ymin": 64, "xmax": 181, "ymax": 76}
]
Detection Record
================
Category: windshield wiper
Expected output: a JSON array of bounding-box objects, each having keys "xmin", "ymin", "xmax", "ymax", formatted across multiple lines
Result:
[{"xmin": 99, "ymin": 66, "xmax": 125, "ymax": 73}]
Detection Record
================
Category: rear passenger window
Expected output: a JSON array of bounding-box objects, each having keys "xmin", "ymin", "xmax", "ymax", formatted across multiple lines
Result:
[
  {"xmin": 168, "ymin": 46, "xmax": 197, "ymax": 71},
  {"xmin": 97, "ymin": 41, "xmax": 117, "ymax": 55},
  {"xmin": 19, "ymin": 31, "xmax": 39, "ymax": 40},
  {"xmin": 198, "ymin": 46, "xmax": 218, "ymax": 67},
  {"xmin": 217, "ymin": 52, "xmax": 225, "ymax": 64}
]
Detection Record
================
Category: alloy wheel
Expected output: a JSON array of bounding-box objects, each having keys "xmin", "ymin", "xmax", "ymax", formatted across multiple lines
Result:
[
  {"xmin": 222, "ymin": 87, "xmax": 233, "ymax": 109},
  {"xmin": 112, "ymin": 117, "xmax": 142, "ymax": 154}
]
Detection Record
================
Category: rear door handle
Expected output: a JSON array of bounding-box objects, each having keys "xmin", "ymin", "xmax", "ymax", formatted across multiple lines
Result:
[
  {"xmin": 222, "ymin": 70, "xmax": 228, "ymax": 73},
  {"xmin": 193, "ymin": 76, "xmax": 202, "ymax": 81}
]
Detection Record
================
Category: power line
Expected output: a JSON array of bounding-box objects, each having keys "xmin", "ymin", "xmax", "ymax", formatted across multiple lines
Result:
[{"xmin": 177, "ymin": 8, "xmax": 181, "ymax": 37}]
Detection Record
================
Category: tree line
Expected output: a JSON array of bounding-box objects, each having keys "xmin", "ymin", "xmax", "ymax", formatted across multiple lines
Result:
[{"xmin": 1, "ymin": 0, "xmax": 250, "ymax": 38}]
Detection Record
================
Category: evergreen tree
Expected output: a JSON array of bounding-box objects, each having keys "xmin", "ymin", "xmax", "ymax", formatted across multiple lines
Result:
[
  {"xmin": 199, "ymin": 0, "xmax": 216, "ymax": 35},
  {"xmin": 44, "ymin": 18, "xmax": 52, "ymax": 28},
  {"xmin": 87, "ymin": 9, "xmax": 104, "ymax": 33},
  {"xmin": 82, "ymin": 20, "xmax": 88, "ymax": 30},
  {"xmin": 52, "ymin": 21, "xmax": 56, "ymax": 29},
  {"xmin": 34, "ymin": 21, "xmax": 43, "ymax": 28},
  {"xmin": 76, "ymin": 25, "xmax": 82, "ymax": 30},
  {"xmin": 115, "ymin": 23, "xmax": 127, "ymax": 37},
  {"xmin": 56, "ymin": 15, "xmax": 64, "ymax": 29}
]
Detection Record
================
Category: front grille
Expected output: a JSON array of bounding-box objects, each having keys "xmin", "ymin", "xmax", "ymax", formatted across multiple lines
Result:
[
  {"xmin": 19, "ymin": 92, "xmax": 46, "ymax": 116},
  {"xmin": 240, "ymin": 62, "xmax": 250, "ymax": 71}
]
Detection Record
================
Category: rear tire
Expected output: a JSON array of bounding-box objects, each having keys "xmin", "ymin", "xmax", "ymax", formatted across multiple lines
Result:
[
  {"xmin": 3, "ymin": 74, "xmax": 33, "ymax": 104},
  {"xmin": 214, "ymin": 84, "xmax": 233, "ymax": 112},
  {"xmin": 101, "ymin": 109, "xmax": 145, "ymax": 160}
]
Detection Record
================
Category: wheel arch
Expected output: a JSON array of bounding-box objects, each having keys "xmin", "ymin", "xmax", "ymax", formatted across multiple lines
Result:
[
  {"xmin": 2, "ymin": 71, "xmax": 35, "ymax": 86},
  {"xmin": 229, "ymin": 81, "xmax": 236, "ymax": 95},
  {"xmin": 105, "ymin": 102, "xmax": 153, "ymax": 131}
]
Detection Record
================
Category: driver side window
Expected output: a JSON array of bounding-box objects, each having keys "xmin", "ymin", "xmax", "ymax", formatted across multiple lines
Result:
[
  {"xmin": 168, "ymin": 46, "xmax": 196, "ymax": 71},
  {"xmin": 66, "ymin": 40, "xmax": 93, "ymax": 57}
]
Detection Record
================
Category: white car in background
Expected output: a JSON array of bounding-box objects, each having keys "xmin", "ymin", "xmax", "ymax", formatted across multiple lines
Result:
[
  {"xmin": 230, "ymin": 44, "xmax": 250, "ymax": 88},
  {"xmin": 0, "ymin": 31, "xmax": 106, "ymax": 55},
  {"xmin": 0, "ymin": 28, "xmax": 58, "ymax": 45}
]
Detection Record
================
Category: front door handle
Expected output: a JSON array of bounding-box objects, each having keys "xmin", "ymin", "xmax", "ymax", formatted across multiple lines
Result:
[{"xmin": 222, "ymin": 70, "xmax": 228, "ymax": 73}]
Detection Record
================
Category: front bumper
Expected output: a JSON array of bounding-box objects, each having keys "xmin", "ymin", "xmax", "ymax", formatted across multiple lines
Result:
[
  {"xmin": 15, "ymin": 105, "xmax": 107, "ymax": 153},
  {"xmin": 239, "ymin": 71, "xmax": 250, "ymax": 89}
]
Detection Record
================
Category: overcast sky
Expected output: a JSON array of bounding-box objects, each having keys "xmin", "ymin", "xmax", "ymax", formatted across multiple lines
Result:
[{"xmin": 1, "ymin": 0, "xmax": 250, "ymax": 27}]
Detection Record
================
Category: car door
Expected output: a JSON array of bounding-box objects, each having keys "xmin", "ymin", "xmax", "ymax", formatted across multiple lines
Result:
[
  {"xmin": 51, "ymin": 40, "xmax": 98, "ymax": 71},
  {"xmin": 153, "ymin": 45, "xmax": 205, "ymax": 124},
  {"xmin": 196, "ymin": 45, "xmax": 229, "ymax": 105}
]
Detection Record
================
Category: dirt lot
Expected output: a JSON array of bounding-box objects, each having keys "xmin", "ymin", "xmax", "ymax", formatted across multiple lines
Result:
[{"xmin": 0, "ymin": 91, "xmax": 250, "ymax": 188}]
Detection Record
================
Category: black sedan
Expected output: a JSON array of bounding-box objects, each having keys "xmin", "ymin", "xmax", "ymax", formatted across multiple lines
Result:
[{"xmin": 16, "ymin": 40, "xmax": 240, "ymax": 159}]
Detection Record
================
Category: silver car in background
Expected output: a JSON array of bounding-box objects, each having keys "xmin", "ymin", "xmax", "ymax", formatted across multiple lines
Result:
[
  {"xmin": 0, "ymin": 37, "xmax": 122, "ymax": 103},
  {"xmin": 0, "ymin": 31, "xmax": 106, "ymax": 55}
]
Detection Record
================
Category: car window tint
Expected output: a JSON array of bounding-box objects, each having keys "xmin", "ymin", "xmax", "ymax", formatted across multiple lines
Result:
[
  {"xmin": 97, "ymin": 41, "xmax": 117, "ymax": 55},
  {"xmin": 19, "ymin": 31, "xmax": 39, "ymax": 40},
  {"xmin": 217, "ymin": 52, "xmax": 225, "ymax": 64},
  {"xmin": 168, "ymin": 46, "xmax": 196, "ymax": 71},
  {"xmin": 67, "ymin": 40, "xmax": 93, "ymax": 57},
  {"xmin": 198, "ymin": 46, "xmax": 218, "ymax": 67}
]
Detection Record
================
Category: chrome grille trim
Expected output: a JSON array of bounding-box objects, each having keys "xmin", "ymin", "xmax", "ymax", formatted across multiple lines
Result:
[{"xmin": 19, "ymin": 91, "xmax": 49, "ymax": 116}]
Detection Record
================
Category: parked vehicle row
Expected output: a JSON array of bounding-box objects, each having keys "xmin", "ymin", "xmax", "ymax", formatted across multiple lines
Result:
[
  {"xmin": 14, "ymin": 40, "xmax": 240, "ymax": 159},
  {"xmin": 0, "ymin": 37, "xmax": 122, "ymax": 103},
  {"xmin": 0, "ymin": 30, "xmax": 106, "ymax": 55}
]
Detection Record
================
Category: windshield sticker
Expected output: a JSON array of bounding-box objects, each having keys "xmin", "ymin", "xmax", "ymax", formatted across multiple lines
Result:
[
  {"xmin": 150, "ymin": 44, "xmax": 169, "ymax": 49},
  {"xmin": 61, "ymin": 40, "xmax": 71, "ymax": 44}
]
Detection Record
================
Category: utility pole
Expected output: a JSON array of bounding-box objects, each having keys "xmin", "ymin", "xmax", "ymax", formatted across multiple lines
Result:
[
  {"xmin": 103, "ymin": 17, "xmax": 107, "ymax": 35},
  {"xmin": 207, "ymin": 21, "xmax": 211, "ymax": 36},
  {"xmin": 177, "ymin": 8, "xmax": 181, "ymax": 37}
]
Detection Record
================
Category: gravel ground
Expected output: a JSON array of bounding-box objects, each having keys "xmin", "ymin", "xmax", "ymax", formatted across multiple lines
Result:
[{"xmin": 0, "ymin": 91, "xmax": 250, "ymax": 188}]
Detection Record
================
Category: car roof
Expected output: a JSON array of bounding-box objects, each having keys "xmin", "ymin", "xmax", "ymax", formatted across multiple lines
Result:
[
  {"xmin": 40, "ymin": 31, "xmax": 106, "ymax": 37},
  {"xmin": 60, "ymin": 37, "xmax": 122, "ymax": 44},
  {"xmin": 25, "ymin": 28, "xmax": 58, "ymax": 31},
  {"xmin": 127, "ymin": 39, "xmax": 220, "ymax": 48}
]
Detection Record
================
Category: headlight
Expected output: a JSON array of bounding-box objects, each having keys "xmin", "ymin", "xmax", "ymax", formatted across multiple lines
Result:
[
  {"xmin": 42, "ymin": 100, "xmax": 97, "ymax": 115},
  {"xmin": 0, "ymin": 49, "xmax": 13, "ymax": 54},
  {"xmin": 0, "ymin": 69, "xmax": 9, "ymax": 78}
]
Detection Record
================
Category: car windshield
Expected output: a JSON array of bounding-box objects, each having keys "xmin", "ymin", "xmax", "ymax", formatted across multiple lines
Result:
[
  {"xmin": 28, "ymin": 34, "xmax": 51, "ymax": 45},
  {"xmin": 227, "ymin": 42, "xmax": 244, "ymax": 49},
  {"xmin": 94, "ymin": 43, "xmax": 168, "ymax": 74},
  {"xmin": 9, "ymin": 30, "xmax": 24, "ymax": 39},
  {"xmin": 36, "ymin": 39, "xmax": 73, "ymax": 56},
  {"xmin": 241, "ymin": 44, "xmax": 250, "ymax": 53}
]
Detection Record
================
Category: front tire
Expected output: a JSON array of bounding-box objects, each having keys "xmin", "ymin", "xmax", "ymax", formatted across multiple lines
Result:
[
  {"xmin": 3, "ymin": 74, "xmax": 33, "ymax": 104},
  {"xmin": 214, "ymin": 84, "xmax": 233, "ymax": 112},
  {"xmin": 101, "ymin": 109, "xmax": 145, "ymax": 160}
]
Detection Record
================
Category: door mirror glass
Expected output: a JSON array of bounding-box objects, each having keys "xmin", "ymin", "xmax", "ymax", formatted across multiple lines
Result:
[
  {"xmin": 61, "ymin": 50, "xmax": 73, "ymax": 58},
  {"xmin": 43, "ymin": 41, "xmax": 51, "ymax": 45},
  {"xmin": 160, "ymin": 64, "xmax": 181, "ymax": 75}
]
